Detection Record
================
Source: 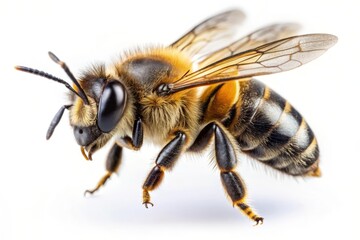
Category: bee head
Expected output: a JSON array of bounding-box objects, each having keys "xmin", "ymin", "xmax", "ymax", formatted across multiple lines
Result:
[
  {"xmin": 70, "ymin": 74, "xmax": 128, "ymax": 159},
  {"xmin": 15, "ymin": 52, "xmax": 128, "ymax": 160}
]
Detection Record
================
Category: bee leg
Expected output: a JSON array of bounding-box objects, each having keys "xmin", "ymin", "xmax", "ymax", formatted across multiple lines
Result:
[
  {"xmin": 142, "ymin": 131, "xmax": 187, "ymax": 208},
  {"xmin": 84, "ymin": 143, "xmax": 122, "ymax": 196},
  {"xmin": 214, "ymin": 124, "xmax": 264, "ymax": 224},
  {"xmin": 221, "ymin": 172, "xmax": 264, "ymax": 225},
  {"xmin": 190, "ymin": 122, "xmax": 263, "ymax": 224},
  {"xmin": 116, "ymin": 117, "xmax": 143, "ymax": 150}
]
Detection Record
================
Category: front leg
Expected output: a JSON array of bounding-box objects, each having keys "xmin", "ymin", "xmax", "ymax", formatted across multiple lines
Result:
[
  {"xmin": 84, "ymin": 143, "xmax": 122, "ymax": 195},
  {"xmin": 116, "ymin": 117, "xmax": 143, "ymax": 150},
  {"xmin": 142, "ymin": 131, "xmax": 187, "ymax": 208},
  {"xmin": 85, "ymin": 118, "xmax": 143, "ymax": 195}
]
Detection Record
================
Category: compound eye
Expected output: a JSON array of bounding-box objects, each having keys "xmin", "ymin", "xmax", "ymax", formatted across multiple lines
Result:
[{"xmin": 97, "ymin": 80, "xmax": 127, "ymax": 133}]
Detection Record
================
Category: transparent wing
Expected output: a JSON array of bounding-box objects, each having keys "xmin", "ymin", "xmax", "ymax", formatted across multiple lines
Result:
[
  {"xmin": 168, "ymin": 34, "xmax": 337, "ymax": 93},
  {"xmin": 196, "ymin": 23, "xmax": 300, "ymax": 68},
  {"xmin": 170, "ymin": 9, "xmax": 245, "ymax": 58}
]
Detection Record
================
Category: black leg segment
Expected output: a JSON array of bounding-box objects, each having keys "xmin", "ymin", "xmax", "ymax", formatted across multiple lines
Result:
[
  {"xmin": 142, "ymin": 166, "xmax": 164, "ymax": 208},
  {"xmin": 214, "ymin": 125, "xmax": 237, "ymax": 171},
  {"xmin": 132, "ymin": 118, "xmax": 143, "ymax": 149},
  {"xmin": 115, "ymin": 118, "xmax": 144, "ymax": 150},
  {"xmin": 221, "ymin": 171, "xmax": 263, "ymax": 224},
  {"xmin": 156, "ymin": 132, "xmax": 186, "ymax": 169},
  {"xmin": 143, "ymin": 166, "xmax": 164, "ymax": 190},
  {"xmin": 189, "ymin": 122, "xmax": 237, "ymax": 171},
  {"xmin": 188, "ymin": 123, "xmax": 215, "ymax": 152},
  {"xmin": 220, "ymin": 171, "xmax": 245, "ymax": 203},
  {"xmin": 105, "ymin": 143, "xmax": 123, "ymax": 172}
]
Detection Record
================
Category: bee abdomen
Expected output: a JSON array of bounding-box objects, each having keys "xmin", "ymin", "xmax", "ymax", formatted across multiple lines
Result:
[
  {"xmin": 234, "ymin": 80, "xmax": 319, "ymax": 176},
  {"xmin": 263, "ymin": 136, "xmax": 319, "ymax": 175}
]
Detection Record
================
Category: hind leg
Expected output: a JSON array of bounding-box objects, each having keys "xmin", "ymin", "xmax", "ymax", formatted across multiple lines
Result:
[
  {"xmin": 189, "ymin": 122, "xmax": 263, "ymax": 224},
  {"xmin": 221, "ymin": 171, "xmax": 263, "ymax": 224}
]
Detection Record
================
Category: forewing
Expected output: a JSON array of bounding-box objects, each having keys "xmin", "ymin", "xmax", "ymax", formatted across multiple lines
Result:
[
  {"xmin": 197, "ymin": 23, "xmax": 300, "ymax": 68},
  {"xmin": 171, "ymin": 9, "xmax": 245, "ymax": 58},
  {"xmin": 169, "ymin": 34, "xmax": 337, "ymax": 93}
]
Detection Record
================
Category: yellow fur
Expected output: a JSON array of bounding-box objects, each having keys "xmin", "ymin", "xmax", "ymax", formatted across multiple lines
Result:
[
  {"xmin": 70, "ymin": 98, "xmax": 97, "ymax": 127},
  {"xmin": 114, "ymin": 47, "xmax": 200, "ymax": 146},
  {"xmin": 113, "ymin": 46, "xmax": 193, "ymax": 83}
]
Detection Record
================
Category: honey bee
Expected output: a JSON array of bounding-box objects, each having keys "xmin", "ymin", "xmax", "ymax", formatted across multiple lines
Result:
[{"xmin": 15, "ymin": 9, "xmax": 337, "ymax": 224}]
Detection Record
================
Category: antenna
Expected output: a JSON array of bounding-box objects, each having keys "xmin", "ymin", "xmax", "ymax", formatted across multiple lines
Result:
[
  {"xmin": 15, "ymin": 65, "xmax": 85, "ymax": 101},
  {"xmin": 48, "ymin": 52, "xmax": 89, "ymax": 105}
]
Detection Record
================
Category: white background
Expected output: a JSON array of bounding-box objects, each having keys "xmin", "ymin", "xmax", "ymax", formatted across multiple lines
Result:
[{"xmin": 1, "ymin": 0, "xmax": 359, "ymax": 239}]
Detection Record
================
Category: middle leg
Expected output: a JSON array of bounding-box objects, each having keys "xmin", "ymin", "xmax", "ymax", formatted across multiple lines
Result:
[{"xmin": 142, "ymin": 131, "xmax": 187, "ymax": 208}]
